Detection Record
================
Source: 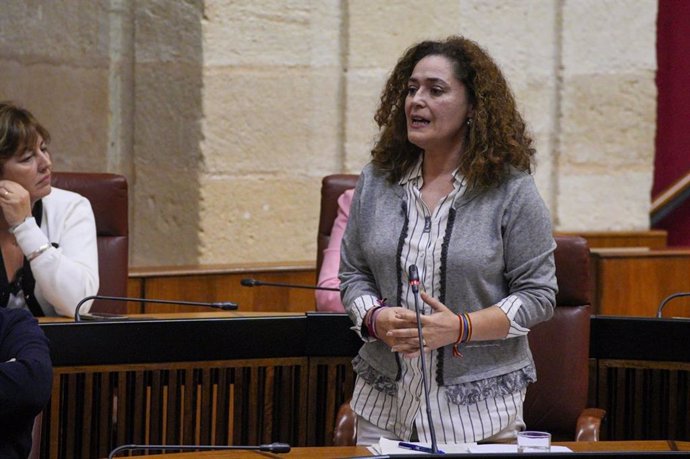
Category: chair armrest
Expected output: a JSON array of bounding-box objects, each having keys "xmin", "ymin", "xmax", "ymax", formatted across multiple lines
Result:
[
  {"xmin": 333, "ymin": 401, "xmax": 357, "ymax": 446},
  {"xmin": 575, "ymin": 408, "xmax": 607, "ymax": 441}
]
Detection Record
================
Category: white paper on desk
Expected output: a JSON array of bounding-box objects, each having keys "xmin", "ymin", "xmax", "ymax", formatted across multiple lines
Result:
[
  {"xmin": 368, "ymin": 437, "xmax": 476, "ymax": 454},
  {"xmin": 469, "ymin": 444, "xmax": 573, "ymax": 453}
]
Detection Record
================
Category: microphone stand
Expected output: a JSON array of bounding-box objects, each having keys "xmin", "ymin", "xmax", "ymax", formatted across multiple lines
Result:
[
  {"xmin": 408, "ymin": 265, "xmax": 440, "ymax": 454},
  {"xmin": 656, "ymin": 292, "xmax": 690, "ymax": 318},
  {"xmin": 74, "ymin": 295, "xmax": 238, "ymax": 322},
  {"xmin": 108, "ymin": 442, "xmax": 290, "ymax": 458},
  {"xmin": 241, "ymin": 278, "xmax": 339, "ymax": 291}
]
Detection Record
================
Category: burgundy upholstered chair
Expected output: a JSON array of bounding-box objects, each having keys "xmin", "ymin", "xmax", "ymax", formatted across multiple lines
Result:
[
  {"xmin": 319, "ymin": 174, "xmax": 606, "ymax": 445},
  {"xmin": 51, "ymin": 172, "xmax": 129, "ymax": 313},
  {"xmin": 26, "ymin": 173, "xmax": 129, "ymax": 458}
]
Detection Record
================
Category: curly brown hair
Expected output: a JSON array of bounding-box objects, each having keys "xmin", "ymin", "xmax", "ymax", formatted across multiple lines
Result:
[{"xmin": 371, "ymin": 36, "xmax": 535, "ymax": 189}]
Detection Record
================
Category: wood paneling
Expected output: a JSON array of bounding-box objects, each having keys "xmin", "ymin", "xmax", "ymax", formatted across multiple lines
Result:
[
  {"xmin": 306, "ymin": 357, "xmax": 355, "ymax": 446},
  {"xmin": 124, "ymin": 231, "xmax": 670, "ymax": 316},
  {"xmin": 127, "ymin": 262, "xmax": 317, "ymax": 314},
  {"xmin": 38, "ymin": 314, "xmax": 690, "ymax": 457},
  {"xmin": 556, "ymin": 230, "xmax": 668, "ymax": 249},
  {"xmin": 597, "ymin": 359, "xmax": 690, "ymax": 441},
  {"xmin": 591, "ymin": 248, "xmax": 690, "ymax": 317},
  {"xmin": 39, "ymin": 314, "xmax": 359, "ymax": 458},
  {"xmin": 47, "ymin": 359, "xmax": 309, "ymax": 459}
]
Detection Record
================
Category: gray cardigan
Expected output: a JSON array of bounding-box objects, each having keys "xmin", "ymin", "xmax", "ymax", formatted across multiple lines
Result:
[{"xmin": 339, "ymin": 163, "xmax": 557, "ymax": 392}]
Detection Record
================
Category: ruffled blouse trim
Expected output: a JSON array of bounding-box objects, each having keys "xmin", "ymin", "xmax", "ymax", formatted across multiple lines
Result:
[
  {"xmin": 352, "ymin": 355, "xmax": 397, "ymax": 396},
  {"xmin": 444, "ymin": 364, "xmax": 536, "ymax": 405}
]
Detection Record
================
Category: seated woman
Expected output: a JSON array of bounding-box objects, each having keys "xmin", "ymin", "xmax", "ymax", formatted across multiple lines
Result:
[
  {"xmin": 315, "ymin": 188, "xmax": 353, "ymax": 312},
  {"xmin": 0, "ymin": 102, "xmax": 99, "ymax": 317}
]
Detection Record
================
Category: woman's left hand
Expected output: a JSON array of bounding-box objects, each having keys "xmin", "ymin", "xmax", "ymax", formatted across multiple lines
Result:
[{"xmin": 387, "ymin": 291, "xmax": 459, "ymax": 357}]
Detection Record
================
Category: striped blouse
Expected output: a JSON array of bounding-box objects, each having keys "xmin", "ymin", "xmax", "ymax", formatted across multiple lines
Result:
[{"xmin": 350, "ymin": 161, "xmax": 533, "ymax": 443}]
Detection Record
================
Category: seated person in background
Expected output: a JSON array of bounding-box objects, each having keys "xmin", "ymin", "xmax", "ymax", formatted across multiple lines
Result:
[
  {"xmin": 0, "ymin": 102, "xmax": 99, "ymax": 317},
  {"xmin": 315, "ymin": 188, "xmax": 353, "ymax": 312},
  {"xmin": 0, "ymin": 307, "xmax": 52, "ymax": 458}
]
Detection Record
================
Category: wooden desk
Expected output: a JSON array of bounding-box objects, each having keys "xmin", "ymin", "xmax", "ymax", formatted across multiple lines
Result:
[
  {"xmin": 39, "ymin": 312, "xmax": 358, "ymax": 459},
  {"xmin": 590, "ymin": 248, "xmax": 690, "ymax": 316},
  {"xmin": 128, "ymin": 261, "xmax": 317, "ymax": 314},
  {"xmin": 118, "ymin": 441, "xmax": 690, "ymax": 458},
  {"xmin": 39, "ymin": 314, "xmax": 690, "ymax": 458}
]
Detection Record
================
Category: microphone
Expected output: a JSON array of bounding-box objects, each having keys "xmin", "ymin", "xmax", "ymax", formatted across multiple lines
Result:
[
  {"xmin": 408, "ymin": 264, "xmax": 421, "ymax": 294},
  {"xmin": 241, "ymin": 277, "xmax": 339, "ymax": 291},
  {"xmin": 408, "ymin": 264, "xmax": 440, "ymax": 454},
  {"xmin": 74, "ymin": 295, "xmax": 239, "ymax": 322},
  {"xmin": 656, "ymin": 292, "xmax": 690, "ymax": 318},
  {"xmin": 108, "ymin": 442, "xmax": 291, "ymax": 458}
]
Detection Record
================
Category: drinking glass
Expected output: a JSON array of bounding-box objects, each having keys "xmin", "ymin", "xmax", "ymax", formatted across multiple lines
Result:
[{"xmin": 517, "ymin": 431, "xmax": 551, "ymax": 453}]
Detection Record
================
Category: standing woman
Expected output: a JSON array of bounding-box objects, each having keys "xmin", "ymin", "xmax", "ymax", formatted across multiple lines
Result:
[
  {"xmin": 0, "ymin": 102, "xmax": 98, "ymax": 317},
  {"xmin": 340, "ymin": 37, "xmax": 557, "ymax": 445}
]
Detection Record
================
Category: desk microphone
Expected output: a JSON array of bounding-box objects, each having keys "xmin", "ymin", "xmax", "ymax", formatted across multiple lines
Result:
[
  {"xmin": 656, "ymin": 292, "xmax": 690, "ymax": 318},
  {"xmin": 108, "ymin": 442, "xmax": 291, "ymax": 458},
  {"xmin": 408, "ymin": 264, "xmax": 440, "ymax": 454},
  {"xmin": 241, "ymin": 277, "xmax": 339, "ymax": 291},
  {"xmin": 74, "ymin": 295, "xmax": 239, "ymax": 322}
]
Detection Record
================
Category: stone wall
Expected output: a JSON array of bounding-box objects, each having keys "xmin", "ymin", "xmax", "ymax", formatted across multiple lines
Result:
[{"xmin": 0, "ymin": 0, "xmax": 658, "ymax": 267}]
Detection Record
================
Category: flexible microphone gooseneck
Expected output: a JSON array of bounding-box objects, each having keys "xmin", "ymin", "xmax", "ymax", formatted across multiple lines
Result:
[
  {"xmin": 241, "ymin": 277, "xmax": 339, "ymax": 291},
  {"xmin": 408, "ymin": 264, "xmax": 440, "ymax": 454},
  {"xmin": 108, "ymin": 442, "xmax": 291, "ymax": 458},
  {"xmin": 656, "ymin": 292, "xmax": 690, "ymax": 318},
  {"xmin": 74, "ymin": 295, "xmax": 239, "ymax": 322}
]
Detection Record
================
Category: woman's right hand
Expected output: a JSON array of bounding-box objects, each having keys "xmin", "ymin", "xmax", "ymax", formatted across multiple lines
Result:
[
  {"xmin": 0, "ymin": 180, "xmax": 32, "ymax": 228},
  {"xmin": 372, "ymin": 306, "xmax": 418, "ymax": 349}
]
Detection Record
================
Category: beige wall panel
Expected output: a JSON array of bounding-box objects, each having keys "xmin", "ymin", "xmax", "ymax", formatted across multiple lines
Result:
[
  {"xmin": 132, "ymin": 63, "xmax": 204, "ymax": 266},
  {"xmin": 201, "ymin": 67, "xmax": 341, "ymax": 175},
  {"xmin": 511, "ymin": 76, "xmax": 559, "ymax": 210},
  {"xmin": 197, "ymin": 1, "xmax": 343, "ymax": 267},
  {"xmin": 198, "ymin": 176, "xmax": 319, "ymax": 263},
  {"xmin": 557, "ymin": 171, "xmax": 652, "ymax": 231},
  {"xmin": 561, "ymin": 0, "xmax": 657, "ymax": 74},
  {"xmin": 203, "ymin": 0, "xmax": 341, "ymax": 67},
  {"xmin": 456, "ymin": 0, "xmax": 558, "ymax": 80},
  {"xmin": 0, "ymin": 60, "xmax": 109, "ymax": 172},
  {"xmin": 132, "ymin": 163, "xmax": 201, "ymax": 266},
  {"xmin": 135, "ymin": 0, "xmax": 203, "ymax": 65},
  {"xmin": 347, "ymin": 0, "xmax": 461, "ymax": 70},
  {"xmin": 343, "ymin": 69, "xmax": 387, "ymax": 173},
  {"xmin": 557, "ymin": 1, "xmax": 657, "ymax": 232},
  {"xmin": 0, "ymin": 0, "xmax": 109, "ymax": 63},
  {"xmin": 559, "ymin": 73, "xmax": 656, "ymax": 168},
  {"xmin": 133, "ymin": 64, "xmax": 203, "ymax": 170}
]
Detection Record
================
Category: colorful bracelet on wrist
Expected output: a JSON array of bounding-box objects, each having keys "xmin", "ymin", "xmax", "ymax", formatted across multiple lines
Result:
[
  {"xmin": 365, "ymin": 298, "xmax": 389, "ymax": 340},
  {"xmin": 452, "ymin": 312, "xmax": 473, "ymax": 358}
]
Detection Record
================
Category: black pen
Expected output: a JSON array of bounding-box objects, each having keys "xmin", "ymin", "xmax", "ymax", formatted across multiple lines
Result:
[{"xmin": 398, "ymin": 441, "xmax": 445, "ymax": 454}]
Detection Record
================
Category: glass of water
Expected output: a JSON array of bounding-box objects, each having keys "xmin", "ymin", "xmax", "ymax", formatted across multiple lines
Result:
[{"xmin": 517, "ymin": 431, "xmax": 551, "ymax": 453}]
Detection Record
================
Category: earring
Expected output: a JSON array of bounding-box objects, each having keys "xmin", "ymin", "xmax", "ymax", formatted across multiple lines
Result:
[{"xmin": 466, "ymin": 118, "xmax": 473, "ymax": 126}]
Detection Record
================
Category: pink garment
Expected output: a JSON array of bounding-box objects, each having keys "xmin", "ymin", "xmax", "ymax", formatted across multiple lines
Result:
[{"xmin": 315, "ymin": 188, "xmax": 354, "ymax": 312}]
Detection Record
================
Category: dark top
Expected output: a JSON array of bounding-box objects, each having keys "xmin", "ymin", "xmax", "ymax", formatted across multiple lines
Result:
[{"xmin": 0, "ymin": 308, "xmax": 52, "ymax": 458}]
